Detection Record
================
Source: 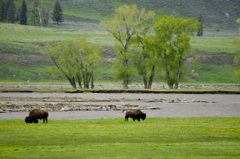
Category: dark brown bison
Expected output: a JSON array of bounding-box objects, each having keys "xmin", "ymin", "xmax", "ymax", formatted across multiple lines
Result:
[
  {"xmin": 125, "ymin": 109, "xmax": 146, "ymax": 121},
  {"xmin": 25, "ymin": 109, "xmax": 48, "ymax": 124}
]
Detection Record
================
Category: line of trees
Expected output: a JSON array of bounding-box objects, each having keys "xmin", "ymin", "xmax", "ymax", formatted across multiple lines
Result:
[
  {"xmin": 100, "ymin": 4, "xmax": 200, "ymax": 89},
  {"xmin": 0, "ymin": 0, "xmax": 63, "ymax": 26},
  {"xmin": 45, "ymin": 4, "xmax": 200, "ymax": 89}
]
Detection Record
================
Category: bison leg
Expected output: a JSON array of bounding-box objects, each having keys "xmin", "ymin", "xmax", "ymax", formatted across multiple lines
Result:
[
  {"xmin": 125, "ymin": 117, "xmax": 129, "ymax": 121},
  {"xmin": 43, "ymin": 118, "xmax": 48, "ymax": 123},
  {"xmin": 33, "ymin": 119, "xmax": 38, "ymax": 123},
  {"xmin": 137, "ymin": 118, "xmax": 140, "ymax": 122},
  {"xmin": 133, "ymin": 118, "xmax": 135, "ymax": 121}
]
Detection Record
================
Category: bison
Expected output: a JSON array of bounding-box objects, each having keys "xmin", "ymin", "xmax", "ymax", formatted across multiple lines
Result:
[
  {"xmin": 125, "ymin": 109, "xmax": 146, "ymax": 122},
  {"xmin": 25, "ymin": 109, "xmax": 48, "ymax": 124}
]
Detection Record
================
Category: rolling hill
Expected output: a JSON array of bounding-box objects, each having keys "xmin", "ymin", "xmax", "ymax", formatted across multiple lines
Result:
[{"xmin": 24, "ymin": 0, "xmax": 240, "ymax": 30}]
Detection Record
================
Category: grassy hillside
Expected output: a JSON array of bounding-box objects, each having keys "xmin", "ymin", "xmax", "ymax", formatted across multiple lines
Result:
[{"xmin": 24, "ymin": 0, "xmax": 240, "ymax": 30}]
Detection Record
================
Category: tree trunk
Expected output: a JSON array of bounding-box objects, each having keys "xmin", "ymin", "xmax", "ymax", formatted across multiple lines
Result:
[
  {"xmin": 165, "ymin": 64, "xmax": 172, "ymax": 89},
  {"xmin": 76, "ymin": 72, "xmax": 82, "ymax": 89},
  {"xmin": 174, "ymin": 65, "xmax": 182, "ymax": 89},
  {"xmin": 83, "ymin": 72, "xmax": 90, "ymax": 89},
  {"xmin": 123, "ymin": 59, "xmax": 128, "ymax": 89},
  {"xmin": 147, "ymin": 65, "xmax": 155, "ymax": 89},
  {"xmin": 143, "ymin": 75, "xmax": 147, "ymax": 89},
  {"xmin": 81, "ymin": 64, "xmax": 88, "ymax": 89},
  {"xmin": 168, "ymin": 84, "xmax": 173, "ymax": 89},
  {"xmin": 68, "ymin": 77, "xmax": 76, "ymax": 89},
  {"xmin": 90, "ymin": 70, "xmax": 94, "ymax": 89},
  {"xmin": 91, "ymin": 78, "xmax": 94, "ymax": 89},
  {"xmin": 142, "ymin": 55, "xmax": 147, "ymax": 89}
]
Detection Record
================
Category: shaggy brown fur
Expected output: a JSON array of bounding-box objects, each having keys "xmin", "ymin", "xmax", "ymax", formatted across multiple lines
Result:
[
  {"xmin": 125, "ymin": 109, "xmax": 146, "ymax": 122},
  {"xmin": 25, "ymin": 109, "xmax": 48, "ymax": 124}
]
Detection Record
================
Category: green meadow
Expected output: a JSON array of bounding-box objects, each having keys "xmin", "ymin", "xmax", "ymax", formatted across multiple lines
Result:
[
  {"xmin": 0, "ymin": 118, "xmax": 239, "ymax": 158},
  {"xmin": 0, "ymin": 23, "xmax": 239, "ymax": 53},
  {"xmin": 0, "ymin": 23, "xmax": 113, "ymax": 45}
]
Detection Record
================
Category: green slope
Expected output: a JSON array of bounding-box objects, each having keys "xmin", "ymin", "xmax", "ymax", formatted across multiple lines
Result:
[{"xmin": 24, "ymin": 0, "xmax": 240, "ymax": 29}]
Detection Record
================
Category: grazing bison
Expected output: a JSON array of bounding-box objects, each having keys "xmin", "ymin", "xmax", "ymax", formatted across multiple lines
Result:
[
  {"xmin": 25, "ymin": 109, "xmax": 48, "ymax": 124},
  {"xmin": 125, "ymin": 109, "xmax": 146, "ymax": 122}
]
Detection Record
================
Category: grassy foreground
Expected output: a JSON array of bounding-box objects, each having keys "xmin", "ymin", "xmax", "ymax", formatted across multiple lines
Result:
[{"xmin": 0, "ymin": 118, "xmax": 239, "ymax": 159}]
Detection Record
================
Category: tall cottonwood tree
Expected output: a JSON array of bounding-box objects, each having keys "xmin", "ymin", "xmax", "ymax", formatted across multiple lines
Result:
[
  {"xmin": 40, "ymin": 4, "xmax": 50, "ymax": 26},
  {"xmin": 131, "ymin": 26, "xmax": 159, "ymax": 89},
  {"xmin": 32, "ymin": 0, "xmax": 40, "ymax": 26},
  {"xmin": 100, "ymin": 4, "xmax": 155, "ymax": 89},
  {"xmin": 44, "ymin": 37, "xmax": 102, "ymax": 89},
  {"xmin": 52, "ymin": 0, "xmax": 63, "ymax": 25},
  {"xmin": 20, "ymin": 0, "xmax": 27, "ymax": 25},
  {"xmin": 152, "ymin": 15, "xmax": 200, "ymax": 89}
]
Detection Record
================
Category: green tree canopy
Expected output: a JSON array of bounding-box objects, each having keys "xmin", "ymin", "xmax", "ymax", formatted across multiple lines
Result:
[
  {"xmin": 29, "ymin": 12, "xmax": 35, "ymax": 26},
  {"xmin": 152, "ymin": 15, "xmax": 200, "ymax": 89},
  {"xmin": 20, "ymin": 0, "xmax": 27, "ymax": 25},
  {"xmin": 44, "ymin": 37, "xmax": 102, "ymax": 89},
  {"xmin": 100, "ymin": 4, "xmax": 155, "ymax": 89},
  {"xmin": 52, "ymin": 0, "xmax": 63, "ymax": 25},
  {"xmin": 131, "ymin": 26, "xmax": 159, "ymax": 89}
]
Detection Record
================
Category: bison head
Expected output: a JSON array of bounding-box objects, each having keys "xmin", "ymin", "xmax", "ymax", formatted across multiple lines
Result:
[
  {"xmin": 25, "ymin": 117, "xmax": 31, "ymax": 123},
  {"xmin": 141, "ymin": 113, "xmax": 146, "ymax": 120},
  {"xmin": 25, "ymin": 117, "xmax": 38, "ymax": 123}
]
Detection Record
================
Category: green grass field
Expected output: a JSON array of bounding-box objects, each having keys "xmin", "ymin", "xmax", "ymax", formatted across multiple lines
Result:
[
  {"xmin": 0, "ymin": 23, "xmax": 113, "ymax": 44},
  {"xmin": 0, "ymin": 118, "xmax": 239, "ymax": 158},
  {"xmin": 0, "ymin": 23, "xmax": 239, "ymax": 53}
]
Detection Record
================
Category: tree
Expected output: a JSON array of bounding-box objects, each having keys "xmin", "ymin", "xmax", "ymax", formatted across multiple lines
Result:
[
  {"xmin": 6, "ymin": 0, "xmax": 15, "ymax": 23},
  {"xmin": 20, "ymin": 0, "xmax": 27, "ymax": 25},
  {"xmin": 40, "ymin": 4, "xmax": 50, "ymax": 26},
  {"xmin": 197, "ymin": 13, "xmax": 203, "ymax": 36},
  {"xmin": 152, "ymin": 15, "xmax": 200, "ymax": 89},
  {"xmin": 32, "ymin": 0, "xmax": 40, "ymax": 26},
  {"xmin": 52, "ymin": 0, "xmax": 63, "ymax": 25},
  {"xmin": 131, "ymin": 26, "xmax": 159, "ymax": 89},
  {"xmin": 100, "ymin": 4, "xmax": 155, "ymax": 89},
  {"xmin": 44, "ymin": 37, "xmax": 102, "ymax": 89},
  {"xmin": 233, "ymin": 18, "xmax": 240, "ymax": 83},
  {"xmin": 29, "ymin": 13, "xmax": 35, "ymax": 26},
  {"xmin": 29, "ymin": 0, "xmax": 50, "ymax": 27},
  {"xmin": 0, "ymin": 0, "xmax": 7, "ymax": 22},
  {"xmin": 14, "ymin": 0, "xmax": 21, "ymax": 23}
]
